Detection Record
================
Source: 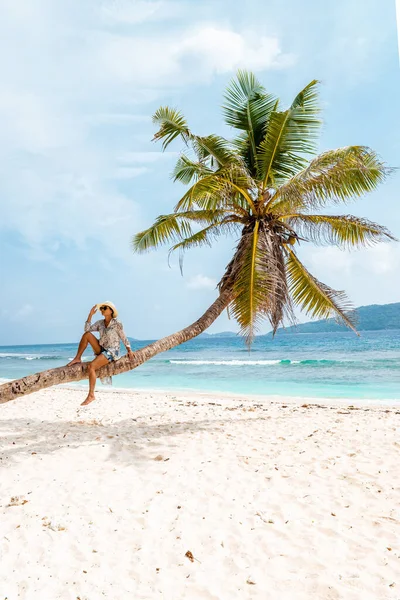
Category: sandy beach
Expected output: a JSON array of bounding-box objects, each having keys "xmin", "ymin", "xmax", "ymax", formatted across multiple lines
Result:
[{"xmin": 0, "ymin": 387, "xmax": 399, "ymax": 600}]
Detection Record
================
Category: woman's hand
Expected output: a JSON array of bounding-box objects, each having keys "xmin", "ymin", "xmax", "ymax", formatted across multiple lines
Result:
[
  {"xmin": 88, "ymin": 305, "xmax": 97, "ymax": 320},
  {"xmin": 127, "ymin": 349, "xmax": 134, "ymax": 361}
]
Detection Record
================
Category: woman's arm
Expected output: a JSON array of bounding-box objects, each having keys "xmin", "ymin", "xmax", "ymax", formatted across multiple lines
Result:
[
  {"xmin": 84, "ymin": 320, "xmax": 101, "ymax": 333},
  {"xmin": 84, "ymin": 305, "xmax": 100, "ymax": 333}
]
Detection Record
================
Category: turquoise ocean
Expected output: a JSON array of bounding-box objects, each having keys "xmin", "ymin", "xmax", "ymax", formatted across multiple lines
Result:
[{"xmin": 1, "ymin": 330, "xmax": 400, "ymax": 401}]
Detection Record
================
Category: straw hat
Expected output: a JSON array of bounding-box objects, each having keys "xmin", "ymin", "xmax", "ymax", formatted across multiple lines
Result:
[{"xmin": 96, "ymin": 301, "xmax": 118, "ymax": 318}]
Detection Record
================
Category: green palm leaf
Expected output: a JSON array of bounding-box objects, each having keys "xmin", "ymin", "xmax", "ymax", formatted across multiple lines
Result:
[
  {"xmin": 192, "ymin": 134, "xmax": 237, "ymax": 168},
  {"xmin": 172, "ymin": 155, "xmax": 213, "ymax": 184},
  {"xmin": 152, "ymin": 107, "xmax": 191, "ymax": 150},
  {"xmin": 231, "ymin": 131, "xmax": 253, "ymax": 171},
  {"xmin": 271, "ymin": 146, "xmax": 390, "ymax": 213},
  {"xmin": 132, "ymin": 210, "xmax": 228, "ymax": 253},
  {"xmin": 281, "ymin": 214, "xmax": 397, "ymax": 248},
  {"xmin": 222, "ymin": 70, "xmax": 278, "ymax": 169},
  {"xmin": 258, "ymin": 80, "xmax": 321, "ymax": 188},
  {"xmin": 169, "ymin": 220, "xmax": 240, "ymax": 273},
  {"xmin": 133, "ymin": 215, "xmax": 191, "ymax": 253},
  {"xmin": 286, "ymin": 248, "xmax": 357, "ymax": 331},
  {"xmin": 174, "ymin": 166, "xmax": 257, "ymax": 213}
]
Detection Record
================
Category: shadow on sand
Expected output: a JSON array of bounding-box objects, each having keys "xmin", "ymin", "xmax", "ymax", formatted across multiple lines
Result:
[{"xmin": 0, "ymin": 412, "xmax": 270, "ymax": 466}]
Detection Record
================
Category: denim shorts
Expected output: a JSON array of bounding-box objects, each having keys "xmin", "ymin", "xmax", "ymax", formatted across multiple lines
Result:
[{"xmin": 99, "ymin": 345, "xmax": 116, "ymax": 362}]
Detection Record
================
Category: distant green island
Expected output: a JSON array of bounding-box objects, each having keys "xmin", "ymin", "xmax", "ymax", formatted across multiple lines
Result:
[
  {"xmin": 274, "ymin": 302, "xmax": 400, "ymax": 334},
  {"xmin": 132, "ymin": 302, "xmax": 400, "ymax": 341},
  {"xmin": 200, "ymin": 302, "xmax": 400, "ymax": 337}
]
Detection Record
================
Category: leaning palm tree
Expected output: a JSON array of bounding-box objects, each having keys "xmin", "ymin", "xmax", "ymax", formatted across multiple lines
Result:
[
  {"xmin": 0, "ymin": 71, "xmax": 394, "ymax": 403},
  {"xmin": 134, "ymin": 72, "xmax": 395, "ymax": 341}
]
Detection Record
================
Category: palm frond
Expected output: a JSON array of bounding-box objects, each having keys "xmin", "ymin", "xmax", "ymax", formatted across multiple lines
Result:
[
  {"xmin": 132, "ymin": 210, "xmax": 227, "ymax": 253},
  {"xmin": 286, "ymin": 248, "xmax": 357, "ymax": 332},
  {"xmin": 222, "ymin": 70, "xmax": 276, "ymax": 131},
  {"xmin": 231, "ymin": 131, "xmax": 253, "ymax": 171},
  {"xmin": 152, "ymin": 106, "xmax": 191, "ymax": 150},
  {"xmin": 258, "ymin": 80, "xmax": 321, "ymax": 188},
  {"xmin": 174, "ymin": 165, "xmax": 257, "ymax": 213},
  {"xmin": 271, "ymin": 146, "xmax": 391, "ymax": 213},
  {"xmin": 175, "ymin": 209, "xmax": 230, "ymax": 222},
  {"xmin": 133, "ymin": 214, "xmax": 191, "ymax": 253},
  {"xmin": 281, "ymin": 214, "xmax": 397, "ymax": 248},
  {"xmin": 222, "ymin": 70, "xmax": 278, "ymax": 170},
  {"xmin": 169, "ymin": 220, "xmax": 240, "ymax": 273},
  {"xmin": 192, "ymin": 134, "xmax": 237, "ymax": 168},
  {"xmin": 172, "ymin": 155, "xmax": 213, "ymax": 184}
]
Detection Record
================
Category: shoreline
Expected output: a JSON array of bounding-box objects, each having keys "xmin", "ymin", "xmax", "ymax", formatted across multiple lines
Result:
[
  {"xmin": 65, "ymin": 383, "xmax": 400, "ymax": 408},
  {"xmin": 2, "ymin": 377, "xmax": 400, "ymax": 407}
]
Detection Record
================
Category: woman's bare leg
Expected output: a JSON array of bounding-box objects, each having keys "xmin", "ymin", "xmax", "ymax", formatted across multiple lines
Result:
[
  {"xmin": 81, "ymin": 353, "xmax": 110, "ymax": 406},
  {"xmin": 67, "ymin": 332, "xmax": 101, "ymax": 366}
]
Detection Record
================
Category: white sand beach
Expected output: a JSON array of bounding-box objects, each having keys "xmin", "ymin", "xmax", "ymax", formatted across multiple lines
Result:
[{"xmin": 0, "ymin": 387, "xmax": 399, "ymax": 600}]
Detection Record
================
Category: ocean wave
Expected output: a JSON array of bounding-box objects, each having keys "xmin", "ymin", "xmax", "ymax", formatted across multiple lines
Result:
[
  {"xmin": 0, "ymin": 353, "xmax": 64, "ymax": 361},
  {"xmin": 168, "ymin": 358, "xmax": 371, "ymax": 367},
  {"xmin": 0, "ymin": 353, "xmax": 98, "ymax": 363},
  {"xmin": 170, "ymin": 359, "xmax": 291, "ymax": 366}
]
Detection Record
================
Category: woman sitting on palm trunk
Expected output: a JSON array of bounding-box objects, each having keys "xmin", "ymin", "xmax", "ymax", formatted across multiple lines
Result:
[{"xmin": 68, "ymin": 301, "xmax": 133, "ymax": 405}]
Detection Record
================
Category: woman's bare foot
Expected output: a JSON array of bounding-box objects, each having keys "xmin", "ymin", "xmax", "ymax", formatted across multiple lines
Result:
[
  {"xmin": 67, "ymin": 358, "xmax": 82, "ymax": 366},
  {"xmin": 81, "ymin": 394, "xmax": 96, "ymax": 406}
]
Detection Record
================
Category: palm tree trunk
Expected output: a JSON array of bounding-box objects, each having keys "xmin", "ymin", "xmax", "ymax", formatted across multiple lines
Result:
[{"xmin": 0, "ymin": 289, "xmax": 233, "ymax": 404}]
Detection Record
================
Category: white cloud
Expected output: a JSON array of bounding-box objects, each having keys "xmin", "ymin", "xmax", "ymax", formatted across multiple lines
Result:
[
  {"xmin": 0, "ymin": 1, "xmax": 294, "ymax": 264},
  {"xmin": 186, "ymin": 274, "xmax": 217, "ymax": 290},
  {"xmin": 178, "ymin": 27, "xmax": 295, "ymax": 74},
  {"xmin": 1, "ymin": 163, "xmax": 143, "ymax": 262},
  {"xmin": 363, "ymin": 244, "xmax": 400, "ymax": 275},
  {"xmin": 98, "ymin": 26, "xmax": 295, "ymax": 86},
  {"xmin": 0, "ymin": 0, "xmax": 298, "ymax": 273},
  {"xmin": 306, "ymin": 246, "xmax": 353, "ymax": 274},
  {"xmin": 301, "ymin": 242, "xmax": 400, "ymax": 309},
  {"xmin": 307, "ymin": 243, "xmax": 400, "ymax": 277}
]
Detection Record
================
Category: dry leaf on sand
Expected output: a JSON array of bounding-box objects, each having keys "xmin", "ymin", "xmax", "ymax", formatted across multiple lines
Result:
[{"xmin": 185, "ymin": 550, "xmax": 195, "ymax": 562}]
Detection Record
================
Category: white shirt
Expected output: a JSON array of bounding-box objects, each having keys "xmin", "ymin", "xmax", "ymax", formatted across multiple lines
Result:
[{"xmin": 84, "ymin": 318, "xmax": 131, "ymax": 361}]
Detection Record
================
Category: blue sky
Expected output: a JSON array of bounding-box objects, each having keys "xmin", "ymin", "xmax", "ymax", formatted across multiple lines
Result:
[{"xmin": 0, "ymin": 0, "xmax": 399, "ymax": 345}]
